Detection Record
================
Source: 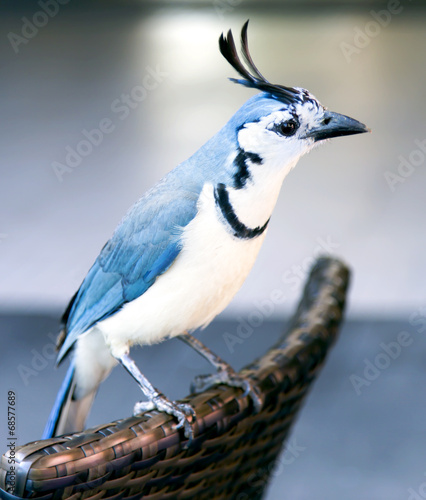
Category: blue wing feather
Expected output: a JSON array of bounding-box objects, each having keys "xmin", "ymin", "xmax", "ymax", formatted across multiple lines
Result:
[
  {"xmin": 57, "ymin": 179, "xmax": 200, "ymax": 363},
  {"xmin": 55, "ymin": 106, "xmax": 252, "ymax": 363}
]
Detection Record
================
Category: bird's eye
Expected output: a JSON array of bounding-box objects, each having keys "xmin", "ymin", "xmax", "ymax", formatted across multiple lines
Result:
[{"xmin": 275, "ymin": 119, "xmax": 299, "ymax": 137}]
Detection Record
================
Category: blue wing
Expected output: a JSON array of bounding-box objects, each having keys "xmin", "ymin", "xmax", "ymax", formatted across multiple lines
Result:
[{"xmin": 57, "ymin": 182, "xmax": 200, "ymax": 363}]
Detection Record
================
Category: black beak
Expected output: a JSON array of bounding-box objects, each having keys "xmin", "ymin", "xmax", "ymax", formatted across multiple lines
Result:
[{"xmin": 304, "ymin": 110, "xmax": 370, "ymax": 142}]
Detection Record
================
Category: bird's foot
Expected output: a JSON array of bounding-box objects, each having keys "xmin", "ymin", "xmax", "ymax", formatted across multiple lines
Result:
[
  {"xmin": 133, "ymin": 396, "xmax": 195, "ymax": 440},
  {"xmin": 191, "ymin": 369, "xmax": 263, "ymax": 412}
]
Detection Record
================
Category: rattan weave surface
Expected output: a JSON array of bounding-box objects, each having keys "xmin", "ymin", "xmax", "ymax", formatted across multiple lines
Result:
[{"xmin": 0, "ymin": 257, "xmax": 350, "ymax": 500}]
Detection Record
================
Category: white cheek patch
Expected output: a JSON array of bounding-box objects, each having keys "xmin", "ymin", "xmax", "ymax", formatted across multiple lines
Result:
[
  {"xmin": 237, "ymin": 114, "xmax": 305, "ymax": 168},
  {"xmin": 237, "ymin": 111, "xmax": 293, "ymax": 155},
  {"xmin": 237, "ymin": 123, "xmax": 275, "ymax": 155}
]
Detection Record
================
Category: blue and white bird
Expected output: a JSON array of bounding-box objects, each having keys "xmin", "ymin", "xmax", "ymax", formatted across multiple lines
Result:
[{"xmin": 43, "ymin": 21, "xmax": 368, "ymax": 441}]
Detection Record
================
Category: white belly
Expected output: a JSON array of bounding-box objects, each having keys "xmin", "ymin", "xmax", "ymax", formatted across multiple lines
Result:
[{"xmin": 96, "ymin": 183, "xmax": 268, "ymax": 358}]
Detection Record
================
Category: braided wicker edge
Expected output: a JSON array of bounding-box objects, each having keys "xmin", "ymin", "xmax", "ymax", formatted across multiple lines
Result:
[{"xmin": 0, "ymin": 256, "xmax": 350, "ymax": 500}]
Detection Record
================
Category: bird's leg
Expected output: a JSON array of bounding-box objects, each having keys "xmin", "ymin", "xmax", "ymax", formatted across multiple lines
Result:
[
  {"xmin": 178, "ymin": 333, "xmax": 263, "ymax": 412},
  {"xmin": 118, "ymin": 353, "xmax": 195, "ymax": 440}
]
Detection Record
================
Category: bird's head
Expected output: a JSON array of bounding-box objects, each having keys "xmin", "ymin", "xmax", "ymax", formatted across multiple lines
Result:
[{"xmin": 219, "ymin": 21, "xmax": 369, "ymax": 182}]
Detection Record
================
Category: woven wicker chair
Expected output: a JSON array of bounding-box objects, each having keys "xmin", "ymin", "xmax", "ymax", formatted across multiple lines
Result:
[{"xmin": 0, "ymin": 256, "xmax": 349, "ymax": 500}]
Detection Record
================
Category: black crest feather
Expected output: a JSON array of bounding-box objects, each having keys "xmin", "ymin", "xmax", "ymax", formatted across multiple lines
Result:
[{"xmin": 219, "ymin": 20, "xmax": 302, "ymax": 104}]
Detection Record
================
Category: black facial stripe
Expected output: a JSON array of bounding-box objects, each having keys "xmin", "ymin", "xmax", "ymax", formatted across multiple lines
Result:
[
  {"xmin": 246, "ymin": 151, "xmax": 262, "ymax": 164},
  {"xmin": 214, "ymin": 183, "xmax": 269, "ymax": 240},
  {"xmin": 233, "ymin": 149, "xmax": 250, "ymax": 189},
  {"xmin": 233, "ymin": 148, "xmax": 263, "ymax": 189}
]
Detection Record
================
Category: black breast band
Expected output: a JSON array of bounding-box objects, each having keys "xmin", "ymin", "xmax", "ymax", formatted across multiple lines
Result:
[{"xmin": 213, "ymin": 183, "xmax": 269, "ymax": 240}]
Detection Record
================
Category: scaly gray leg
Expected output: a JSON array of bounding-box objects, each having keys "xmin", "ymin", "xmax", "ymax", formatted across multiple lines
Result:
[
  {"xmin": 178, "ymin": 333, "xmax": 263, "ymax": 411},
  {"xmin": 118, "ymin": 353, "xmax": 195, "ymax": 440}
]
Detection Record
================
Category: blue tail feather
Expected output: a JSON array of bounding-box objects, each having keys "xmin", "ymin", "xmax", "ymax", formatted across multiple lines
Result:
[{"xmin": 42, "ymin": 362, "xmax": 75, "ymax": 439}]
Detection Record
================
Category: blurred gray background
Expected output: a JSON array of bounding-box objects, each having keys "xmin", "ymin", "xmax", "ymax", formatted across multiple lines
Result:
[{"xmin": 1, "ymin": 1, "xmax": 425, "ymax": 499}]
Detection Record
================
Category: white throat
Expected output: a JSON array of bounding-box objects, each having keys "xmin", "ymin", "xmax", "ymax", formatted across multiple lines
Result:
[{"xmin": 226, "ymin": 162, "xmax": 289, "ymax": 230}]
